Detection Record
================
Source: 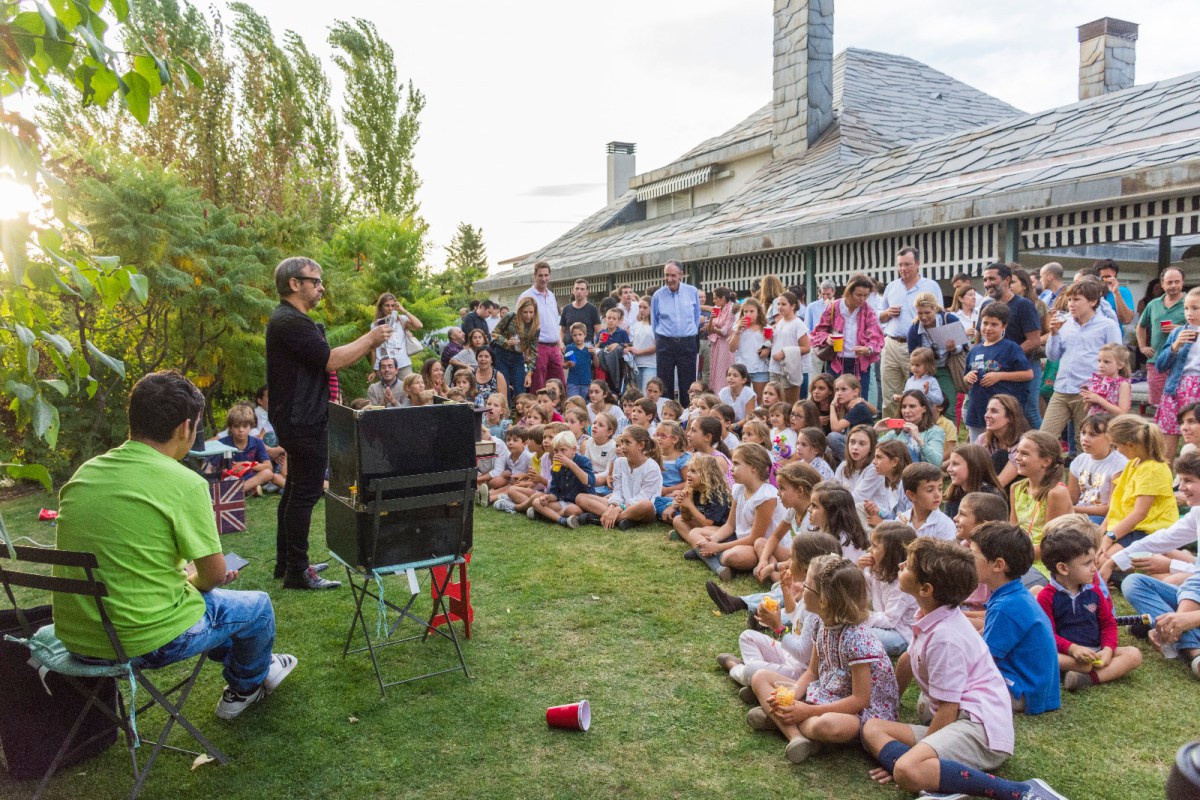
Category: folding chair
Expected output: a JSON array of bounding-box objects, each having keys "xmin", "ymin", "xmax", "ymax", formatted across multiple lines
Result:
[{"xmin": 0, "ymin": 546, "xmax": 228, "ymax": 800}]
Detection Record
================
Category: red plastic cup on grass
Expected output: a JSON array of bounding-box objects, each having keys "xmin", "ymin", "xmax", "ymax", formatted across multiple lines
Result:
[
  {"xmin": 38, "ymin": 508, "xmax": 58, "ymax": 521},
  {"xmin": 546, "ymin": 699, "xmax": 591, "ymax": 731}
]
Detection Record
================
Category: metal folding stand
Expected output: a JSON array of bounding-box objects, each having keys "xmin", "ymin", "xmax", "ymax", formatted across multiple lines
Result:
[{"xmin": 336, "ymin": 470, "xmax": 474, "ymax": 698}]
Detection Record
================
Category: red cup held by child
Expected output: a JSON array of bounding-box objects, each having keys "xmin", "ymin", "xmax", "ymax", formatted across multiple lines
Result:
[
  {"xmin": 1162, "ymin": 320, "xmax": 1174, "ymax": 333},
  {"xmin": 763, "ymin": 326, "xmax": 774, "ymax": 341},
  {"xmin": 546, "ymin": 699, "xmax": 591, "ymax": 731}
]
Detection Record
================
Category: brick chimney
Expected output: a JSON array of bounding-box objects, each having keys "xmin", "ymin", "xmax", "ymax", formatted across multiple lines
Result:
[
  {"xmin": 606, "ymin": 142, "xmax": 636, "ymax": 204},
  {"xmin": 772, "ymin": 0, "xmax": 834, "ymax": 160},
  {"xmin": 1077, "ymin": 17, "xmax": 1138, "ymax": 101}
]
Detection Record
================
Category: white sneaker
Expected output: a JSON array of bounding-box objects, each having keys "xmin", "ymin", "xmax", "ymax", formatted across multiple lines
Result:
[
  {"xmin": 493, "ymin": 497, "xmax": 516, "ymax": 514},
  {"xmin": 264, "ymin": 653, "xmax": 297, "ymax": 693},
  {"xmin": 216, "ymin": 685, "xmax": 264, "ymax": 720},
  {"xmin": 526, "ymin": 507, "xmax": 537, "ymax": 520}
]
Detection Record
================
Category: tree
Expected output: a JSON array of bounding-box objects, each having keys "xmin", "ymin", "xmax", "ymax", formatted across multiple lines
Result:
[
  {"xmin": 328, "ymin": 18, "xmax": 425, "ymax": 219},
  {"xmin": 0, "ymin": 0, "xmax": 200, "ymax": 488},
  {"xmin": 435, "ymin": 222, "xmax": 490, "ymax": 307}
]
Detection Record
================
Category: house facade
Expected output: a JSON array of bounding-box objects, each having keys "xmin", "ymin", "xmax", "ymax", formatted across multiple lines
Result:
[{"xmin": 477, "ymin": 3, "xmax": 1200, "ymax": 308}]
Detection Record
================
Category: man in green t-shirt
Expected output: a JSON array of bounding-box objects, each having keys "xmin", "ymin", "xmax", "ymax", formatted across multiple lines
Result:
[
  {"xmin": 1137, "ymin": 266, "xmax": 1186, "ymax": 408},
  {"xmin": 54, "ymin": 371, "xmax": 297, "ymax": 720}
]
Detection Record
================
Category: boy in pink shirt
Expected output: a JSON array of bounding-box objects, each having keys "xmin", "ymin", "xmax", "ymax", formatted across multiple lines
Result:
[{"xmin": 861, "ymin": 538, "xmax": 1066, "ymax": 800}]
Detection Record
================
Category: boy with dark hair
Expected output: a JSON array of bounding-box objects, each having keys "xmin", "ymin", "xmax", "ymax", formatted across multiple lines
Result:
[
  {"xmin": 1037, "ymin": 525, "xmax": 1142, "ymax": 691},
  {"xmin": 962, "ymin": 302, "xmax": 1033, "ymax": 441},
  {"xmin": 896, "ymin": 462, "xmax": 956, "ymax": 540},
  {"xmin": 862, "ymin": 537, "xmax": 1066, "ymax": 800},
  {"xmin": 971, "ymin": 521, "xmax": 1061, "ymax": 714}
]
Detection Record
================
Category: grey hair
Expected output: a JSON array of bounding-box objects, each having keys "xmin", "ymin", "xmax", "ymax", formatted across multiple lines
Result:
[
  {"xmin": 275, "ymin": 257, "xmax": 321, "ymax": 297},
  {"xmin": 819, "ymin": 280, "xmax": 837, "ymax": 292}
]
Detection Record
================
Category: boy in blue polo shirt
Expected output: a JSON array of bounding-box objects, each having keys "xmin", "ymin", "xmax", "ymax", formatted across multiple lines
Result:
[
  {"xmin": 963, "ymin": 302, "xmax": 1033, "ymax": 441},
  {"xmin": 971, "ymin": 521, "xmax": 1061, "ymax": 714},
  {"xmin": 564, "ymin": 322, "xmax": 594, "ymax": 399},
  {"xmin": 218, "ymin": 403, "xmax": 281, "ymax": 496}
]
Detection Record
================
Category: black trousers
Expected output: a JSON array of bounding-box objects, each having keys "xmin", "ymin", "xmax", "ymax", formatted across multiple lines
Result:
[
  {"xmin": 275, "ymin": 428, "xmax": 327, "ymax": 576},
  {"xmin": 655, "ymin": 335, "xmax": 699, "ymax": 401}
]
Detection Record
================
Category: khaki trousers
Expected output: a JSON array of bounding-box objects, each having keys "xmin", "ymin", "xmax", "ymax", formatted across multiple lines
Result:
[
  {"xmin": 1040, "ymin": 391, "xmax": 1088, "ymax": 450},
  {"xmin": 881, "ymin": 338, "xmax": 909, "ymax": 419}
]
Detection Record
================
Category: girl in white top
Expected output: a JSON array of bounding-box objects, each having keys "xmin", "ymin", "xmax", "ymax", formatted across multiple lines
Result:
[
  {"xmin": 629, "ymin": 297, "xmax": 658, "ymax": 391},
  {"xmin": 753, "ymin": 461, "xmax": 823, "ymax": 584},
  {"xmin": 809, "ymin": 482, "xmax": 871, "ymax": 565},
  {"xmin": 719, "ymin": 364, "xmax": 757, "ymax": 428},
  {"xmin": 587, "ymin": 380, "xmax": 628, "ymax": 433},
  {"xmin": 856, "ymin": 522, "xmax": 919, "ymax": 656},
  {"xmin": 768, "ymin": 291, "xmax": 811, "ymax": 404},
  {"xmin": 862, "ymin": 440, "xmax": 913, "ymax": 527},
  {"xmin": 583, "ymin": 411, "xmax": 618, "ymax": 494},
  {"xmin": 835, "ymin": 425, "xmax": 887, "ymax": 527},
  {"xmin": 689, "ymin": 443, "xmax": 784, "ymax": 582},
  {"xmin": 574, "ymin": 425, "xmax": 662, "ymax": 530},
  {"xmin": 372, "ymin": 292, "xmax": 424, "ymax": 376},
  {"xmin": 729, "ymin": 297, "xmax": 771, "ymax": 399}
]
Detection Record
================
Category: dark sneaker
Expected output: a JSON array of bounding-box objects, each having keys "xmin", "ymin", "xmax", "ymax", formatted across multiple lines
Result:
[
  {"xmin": 683, "ymin": 548, "xmax": 701, "ymax": 560},
  {"xmin": 577, "ymin": 512, "xmax": 599, "ymax": 526},
  {"xmin": 216, "ymin": 685, "xmax": 265, "ymax": 720},
  {"xmin": 617, "ymin": 519, "xmax": 634, "ymax": 531},
  {"xmin": 1020, "ymin": 779, "xmax": 1069, "ymax": 800},
  {"xmin": 263, "ymin": 654, "xmax": 298, "ymax": 693},
  {"xmin": 283, "ymin": 566, "xmax": 342, "ymax": 590},
  {"xmin": 275, "ymin": 562, "xmax": 326, "ymax": 579},
  {"xmin": 706, "ymin": 580, "xmax": 748, "ymax": 613}
]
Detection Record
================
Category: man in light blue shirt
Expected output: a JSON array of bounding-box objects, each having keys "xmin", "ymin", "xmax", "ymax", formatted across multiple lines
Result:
[
  {"xmin": 1042, "ymin": 280, "xmax": 1122, "ymax": 450},
  {"xmin": 879, "ymin": 246, "xmax": 942, "ymax": 417},
  {"xmin": 651, "ymin": 260, "xmax": 701, "ymax": 400}
]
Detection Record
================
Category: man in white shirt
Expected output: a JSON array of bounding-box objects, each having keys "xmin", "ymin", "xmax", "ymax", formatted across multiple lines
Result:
[
  {"xmin": 518, "ymin": 260, "xmax": 564, "ymax": 391},
  {"xmin": 879, "ymin": 247, "xmax": 942, "ymax": 418}
]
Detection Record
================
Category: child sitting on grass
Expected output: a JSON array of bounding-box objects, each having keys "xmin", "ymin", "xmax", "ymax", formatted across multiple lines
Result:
[
  {"xmin": 1068, "ymin": 413, "xmax": 1126, "ymax": 523},
  {"xmin": 748, "ymin": 555, "xmax": 899, "ymax": 765},
  {"xmin": 1098, "ymin": 414, "xmax": 1179, "ymax": 571},
  {"xmin": 717, "ymin": 531, "xmax": 842, "ymax": 690},
  {"xmin": 652, "ymin": 421, "xmax": 690, "ymax": 521},
  {"xmin": 895, "ymin": 462, "xmax": 957, "ymax": 540},
  {"xmin": 690, "ymin": 443, "xmax": 783, "ymax": 581},
  {"xmin": 972, "ymin": 521, "xmax": 1061, "ymax": 715},
  {"xmin": 583, "ymin": 411, "xmax": 618, "ymax": 494},
  {"xmin": 668, "ymin": 454, "xmax": 731, "ymax": 542},
  {"xmin": 485, "ymin": 427, "xmax": 531, "ymax": 502},
  {"xmin": 1037, "ymin": 522, "xmax": 1142, "ymax": 692},
  {"xmin": 857, "ymin": 522, "xmax": 918, "ymax": 656},
  {"xmin": 529, "ymin": 431, "xmax": 595, "ymax": 528},
  {"xmin": 862, "ymin": 537, "xmax": 1066, "ymax": 800},
  {"xmin": 808, "ymin": 481, "xmax": 871, "ymax": 565},
  {"xmin": 574, "ymin": 425, "xmax": 662, "ymax": 530},
  {"xmin": 749, "ymin": 462, "xmax": 823, "ymax": 584},
  {"xmin": 219, "ymin": 403, "xmax": 280, "ymax": 495},
  {"xmin": 794, "ymin": 427, "xmax": 835, "ymax": 481},
  {"xmin": 494, "ymin": 425, "xmax": 548, "ymax": 513}
]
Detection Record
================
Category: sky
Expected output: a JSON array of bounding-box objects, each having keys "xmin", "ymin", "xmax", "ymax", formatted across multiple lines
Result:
[{"xmin": 13, "ymin": 2, "xmax": 1197, "ymax": 273}]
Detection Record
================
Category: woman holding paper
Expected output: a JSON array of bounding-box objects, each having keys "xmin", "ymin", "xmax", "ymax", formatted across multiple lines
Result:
[{"xmin": 904, "ymin": 292, "xmax": 967, "ymax": 423}]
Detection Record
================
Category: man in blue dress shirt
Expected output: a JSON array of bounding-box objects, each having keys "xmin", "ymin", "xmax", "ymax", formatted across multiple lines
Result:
[{"xmin": 651, "ymin": 260, "xmax": 701, "ymax": 401}]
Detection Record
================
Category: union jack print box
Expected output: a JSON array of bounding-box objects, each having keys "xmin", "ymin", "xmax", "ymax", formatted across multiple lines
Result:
[{"xmin": 210, "ymin": 477, "xmax": 246, "ymax": 534}]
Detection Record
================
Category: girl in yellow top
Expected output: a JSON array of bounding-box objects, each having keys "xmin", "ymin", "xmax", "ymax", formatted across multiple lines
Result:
[{"xmin": 1100, "ymin": 415, "xmax": 1179, "ymax": 556}]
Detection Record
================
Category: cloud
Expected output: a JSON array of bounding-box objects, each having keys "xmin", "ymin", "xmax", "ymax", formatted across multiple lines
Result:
[{"xmin": 521, "ymin": 183, "xmax": 605, "ymax": 198}]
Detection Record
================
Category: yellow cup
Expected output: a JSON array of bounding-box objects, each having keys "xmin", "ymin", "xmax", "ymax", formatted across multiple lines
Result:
[{"xmin": 831, "ymin": 333, "xmax": 844, "ymax": 353}]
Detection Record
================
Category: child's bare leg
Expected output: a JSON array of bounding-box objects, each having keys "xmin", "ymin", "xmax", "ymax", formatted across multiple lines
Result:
[
  {"xmin": 672, "ymin": 514, "xmax": 691, "ymax": 540},
  {"xmin": 722, "ymin": 544, "xmax": 761, "ymax": 571},
  {"xmin": 574, "ymin": 493, "xmax": 609, "ymax": 515},
  {"xmin": 619, "ymin": 500, "xmax": 656, "ymax": 523},
  {"xmin": 514, "ymin": 492, "xmax": 541, "ymax": 512},
  {"xmin": 242, "ymin": 469, "xmax": 272, "ymax": 492},
  {"xmin": 531, "ymin": 496, "xmax": 563, "ymax": 522},
  {"xmin": 894, "ymin": 651, "xmax": 913, "ymax": 696},
  {"xmin": 506, "ymin": 486, "xmax": 533, "ymax": 504},
  {"xmin": 1095, "ymin": 646, "xmax": 1143, "ymax": 683},
  {"xmin": 801, "ymin": 711, "xmax": 861, "ymax": 745},
  {"xmin": 270, "ymin": 471, "xmax": 286, "ymax": 488},
  {"xmin": 683, "ymin": 524, "xmax": 717, "ymax": 547}
]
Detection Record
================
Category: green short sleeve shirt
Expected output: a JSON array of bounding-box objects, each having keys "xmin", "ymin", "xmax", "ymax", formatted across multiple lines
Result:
[{"xmin": 52, "ymin": 441, "xmax": 220, "ymax": 659}]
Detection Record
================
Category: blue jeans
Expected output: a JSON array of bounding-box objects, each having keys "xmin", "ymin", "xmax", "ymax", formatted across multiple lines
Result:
[
  {"xmin": 868, "ymin": 627, "xmax": 909, "ymax": 657},
  {"xmin": 637, "ymin": 366, "xmax": 657, "ymax": 391},
  {"xmin": 1023, "ymin": 360, "xmax": 1043, "ymax": 429},
  {"xmin": 491, "ymin": 346, "xmax": 526, "ymax": 407},
  {"xmin": 133, "ymin": 589, "xmax": 276, "ymax": 694},
  {"xmin": 1122, "ymin": 573, "xmax": 1200, "ymax": 654}
]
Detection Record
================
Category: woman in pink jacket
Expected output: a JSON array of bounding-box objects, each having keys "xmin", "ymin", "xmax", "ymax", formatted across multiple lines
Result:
[{"xmin": 809, "ymin": 274, "xmax": 886, "ymax": 386}]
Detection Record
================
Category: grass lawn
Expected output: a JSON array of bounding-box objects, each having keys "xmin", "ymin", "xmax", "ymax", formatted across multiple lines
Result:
[{"xmin": 0, "ymin": 488, "xmax": 1192, "ymax": 799}]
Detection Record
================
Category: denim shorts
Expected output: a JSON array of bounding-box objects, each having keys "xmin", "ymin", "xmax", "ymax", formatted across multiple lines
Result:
[{"xmin": 748, "ymin": 371, "xmax": 769, "ymax": 383}]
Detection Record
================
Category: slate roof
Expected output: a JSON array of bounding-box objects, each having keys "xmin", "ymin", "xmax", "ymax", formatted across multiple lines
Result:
[{"xmin": 479, "ymin": 47, "xmax": 1200, "ymax": 291}]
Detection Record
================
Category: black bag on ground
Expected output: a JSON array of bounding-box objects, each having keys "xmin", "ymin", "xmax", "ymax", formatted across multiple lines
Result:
[{"xmin": 0, "ymin": 605, "xmax": 119, "ymax": 780}]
